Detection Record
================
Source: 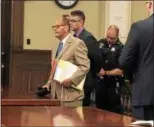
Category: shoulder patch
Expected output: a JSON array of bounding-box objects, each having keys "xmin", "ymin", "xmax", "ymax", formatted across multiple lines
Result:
[{"xmin": 99, "ymin": 43, "xmax": 104, "ymax": 48}]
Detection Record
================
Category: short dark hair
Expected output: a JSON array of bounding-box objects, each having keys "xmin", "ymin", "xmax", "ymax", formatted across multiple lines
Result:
[
  {"xmin": 62, "ymin": 14, "xmax": 70, "ymax": 31},
  {"xmin": 71, "ymin": 10, "xmax": 85, "ymax": 23}
]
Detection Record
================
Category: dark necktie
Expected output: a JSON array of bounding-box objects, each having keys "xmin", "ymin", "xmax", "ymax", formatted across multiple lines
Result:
[
  {"xmin": 55, "ymin": 42, "xmax": 63, "ymax": 58},
  {"xmin": 73, "ymin": 34, "xmax": 77, "ymax": 37}
]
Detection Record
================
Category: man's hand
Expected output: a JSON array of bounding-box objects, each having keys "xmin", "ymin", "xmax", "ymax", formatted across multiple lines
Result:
[
  {"xmin": 99, "ymin": 68, "xmax": 106, "ymax": 76},
  {"xmin": 61, "ymin": 79, "xmax": 72, "ymax": 88},
  {"xmin": 42, "ymin": 83, "xmax": 50, "ymax": 91}
]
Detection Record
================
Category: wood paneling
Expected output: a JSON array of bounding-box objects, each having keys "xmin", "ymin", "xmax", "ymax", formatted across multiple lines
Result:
[
  {"xmin": 2, "ymin": 86, "xmax": 51, "ymax": 99},
  {"xmin": 2, "ymin": 99, "xmax": 60, "ymax": 106},
  {"xmin": 6, "ymin": 1, "xmax": 53, "ymax": 97},
  {"xmin": 10, "ymin": 49, "xmax": 51, "ymax": 94},
  {"xmin": 2, "ymin": 106, "xmax": 135, "ymax": 127},
  {"xmin": 11, "ymin": 1, "xmax": 24, "ymax": 49},
  {"xmin": 1, "ymin": 0, "xmax": 54, "ymax": 98}
]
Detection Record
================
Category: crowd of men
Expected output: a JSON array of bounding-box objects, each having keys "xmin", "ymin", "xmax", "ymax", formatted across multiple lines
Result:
[{"xmin": 37, "ymin": 1, "xmax": 154, "ymax": 121}]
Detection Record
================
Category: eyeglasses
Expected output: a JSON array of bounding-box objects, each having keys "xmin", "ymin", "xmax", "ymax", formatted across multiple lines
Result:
[
  {"xmin": 69, "ymin": 19, "xmax": 80, "ymax": 23},
  {"xmin": 52, "ymin": 24, "xmax": 66, "ymax": 29}
]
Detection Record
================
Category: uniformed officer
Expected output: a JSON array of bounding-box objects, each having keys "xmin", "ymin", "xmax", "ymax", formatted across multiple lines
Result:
[{"xmin": 95, "ymin": 25, "xmax": 124, "ymax": 114}]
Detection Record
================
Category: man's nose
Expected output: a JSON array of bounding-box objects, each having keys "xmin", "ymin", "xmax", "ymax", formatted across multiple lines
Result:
[{"xmin": 107, "ymin": 38, "xmax": 111, "ymax": 42}]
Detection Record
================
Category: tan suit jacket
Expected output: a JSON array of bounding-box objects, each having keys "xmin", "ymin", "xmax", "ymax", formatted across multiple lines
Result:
[{"xmin": 48, "ymin": 34, "xmax": 90, "ymax": 102}]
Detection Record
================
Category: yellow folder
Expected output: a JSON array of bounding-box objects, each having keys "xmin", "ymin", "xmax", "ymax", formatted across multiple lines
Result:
[{"xmin": 53, "ymin": 60, "xmax": 86, "ymax": 91}]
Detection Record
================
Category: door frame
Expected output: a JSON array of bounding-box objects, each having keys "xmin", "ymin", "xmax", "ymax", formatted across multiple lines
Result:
[
  {"xmin": 1, "ymin": 0, "xmax": 12, "ymax": 86},
  {"xmin": 1, "ymin": 0, "xmax": 24, "ymax": 86}
]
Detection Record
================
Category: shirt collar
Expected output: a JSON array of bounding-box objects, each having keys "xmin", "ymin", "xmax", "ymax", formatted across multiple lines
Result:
[
  {"xmin": 74, "ymin": 28, "xmax": 84, "ymax": 37},
  {"xmin": 61, "ymin": 33, "xmax": 71, "ymax": 46}
]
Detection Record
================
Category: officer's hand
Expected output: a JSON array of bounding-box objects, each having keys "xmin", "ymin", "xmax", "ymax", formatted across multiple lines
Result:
[{"xmin": 99, "ymin": 68, "xmax": 106, "ymax": 76}]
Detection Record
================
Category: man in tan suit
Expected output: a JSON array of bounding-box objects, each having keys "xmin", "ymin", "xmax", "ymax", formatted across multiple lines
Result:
[{"xmin": 42, "ymin": 15, "xmax": 90, "ymax": 107}]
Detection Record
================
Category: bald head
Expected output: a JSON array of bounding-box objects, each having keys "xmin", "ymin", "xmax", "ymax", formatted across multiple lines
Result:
[
  {"xmin": 106, "ymin": 25, "xmax": 119, "ymax": 45},
  {"xmin": 108, "ymin": 25, "xmax": 119, "ymax": 36},
  {"xmin": 52, "ymin": 15, "xmax": 70, "ymax": 40}
]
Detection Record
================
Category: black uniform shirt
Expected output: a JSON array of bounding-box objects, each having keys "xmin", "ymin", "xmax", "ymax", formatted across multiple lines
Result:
[{"xmin": 98, "ymin": 38, "xmax": 124, "ymax": 71}]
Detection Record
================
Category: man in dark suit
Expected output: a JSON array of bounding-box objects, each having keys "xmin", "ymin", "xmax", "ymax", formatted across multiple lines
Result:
[
  {"xmin": 70, "ymin": 10, "xmax": 102, "ymax": 106},
  {"xmin": 119, "ymin": 1, "xmax": 154, "ymax": 120}
]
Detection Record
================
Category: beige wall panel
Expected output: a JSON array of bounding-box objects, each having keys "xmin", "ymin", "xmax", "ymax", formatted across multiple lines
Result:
[
  {"xmin": 103, "ymin": 1, "xmax": 149, "ymax": 44},
  {"xmin": 23, "ymin": 1, "xmax": 106, "ymax": 56},
  {"xmin": 23, "ymin": 1, "xmax": 150, "ymax": 52},
  {"xmin": 131, "ymin": 1, "xmax": 149, "ymax": 24},
  {"xmin": 105, "ymin": 1, "xmax": 131, "ymax": 43}
]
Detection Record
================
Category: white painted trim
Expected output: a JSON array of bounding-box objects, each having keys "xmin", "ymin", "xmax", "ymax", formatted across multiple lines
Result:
[
  {"xmin": 105, "ymin": 1, "xmax": 110, "ymax": 37},
  {"xmin": 104, "ymin": 1, "xmax": 132, "ymax": 43}
]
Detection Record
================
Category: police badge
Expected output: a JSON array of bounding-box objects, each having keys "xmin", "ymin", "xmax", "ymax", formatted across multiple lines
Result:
[
  {"xmin": 111, "ymin": 47, "xmax": 116, "ymax": 52},
  {"xmin": 99, "ymin": 43, "xmax": 104, "ymax": 48}
]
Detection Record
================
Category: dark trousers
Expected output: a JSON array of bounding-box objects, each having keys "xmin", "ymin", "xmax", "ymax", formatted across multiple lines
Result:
[
  {"xmin": 95, "ymin": 79, "xmax": 106, "ymax": 109},
  {"xmin": 83, "ymin": 72, "xmax": 95, "ymax": 106},
  {"xmin": 133, "ymin": 105, "xmax": 154, "ymax": 120},
  {"xmin": 95, "ymin": 78, "xmax": 123, "ymax": 114},
  {"xmin": 83, "ymin": 85, "xmax": 94, "ymax": 106}
]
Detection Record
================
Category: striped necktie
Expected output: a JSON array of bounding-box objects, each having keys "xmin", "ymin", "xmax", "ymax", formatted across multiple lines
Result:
[{"xmin": 55, "ymin": 42, "xmax": 63, "ymax": 58}]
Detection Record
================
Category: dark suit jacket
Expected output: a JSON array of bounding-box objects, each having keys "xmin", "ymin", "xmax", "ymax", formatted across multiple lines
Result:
[
  {"xmin": 119, "ymin": 14, "xmax": 154, "ymax": 106},
  {"xmin": 78, "ymin": 29, "xmax": 102, "ymax": 89}
]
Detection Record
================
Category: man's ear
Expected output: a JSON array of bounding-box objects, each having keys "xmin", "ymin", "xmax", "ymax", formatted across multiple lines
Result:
[
  {"xmin": 79, "ymin": 20, "xmax": 84, "ymax": 27},
  {"xmin": 64, "ymin": 25, "xmax": 69, "ymax": 33}
]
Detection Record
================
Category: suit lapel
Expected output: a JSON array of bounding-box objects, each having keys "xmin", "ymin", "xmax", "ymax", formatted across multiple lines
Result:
[
  {"xmin": 78, "ymin": 29, "xmax": 85, "ymax": 40},
  {"xmin": 57, "ymin": 35, "xmax": 73, "ymax": 59}
]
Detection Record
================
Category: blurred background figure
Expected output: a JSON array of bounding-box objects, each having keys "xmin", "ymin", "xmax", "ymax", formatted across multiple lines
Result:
[
  {"xmin": 119, "ymin": 1, "xmax": 154, "ymax": 120},
  {"xmin": 70, "ymin": 10, "xmax": 102, "ymax": 106}
]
